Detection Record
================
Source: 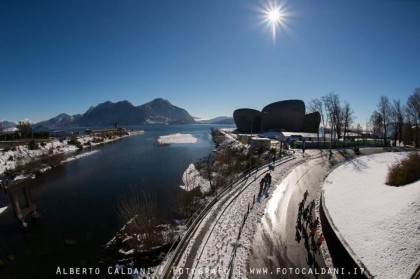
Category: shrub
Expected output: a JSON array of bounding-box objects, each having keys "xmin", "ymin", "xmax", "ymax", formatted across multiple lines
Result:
[
  {"xmin": 117, "ymin": 186, "xmax": 163, "ymax": 250},
  {"xmin": 386, "ymin": 152, "xmax": 420, "ymax": 186},
  {"xmin": 68, "ymin": 135, "xmax": 83, "ymax": 149},
  {"xmin": 28, "ymin": 139, "xmax": 38, "ymax": 150}
]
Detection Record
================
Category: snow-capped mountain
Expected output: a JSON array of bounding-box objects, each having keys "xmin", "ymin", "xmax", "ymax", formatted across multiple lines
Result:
[{"xmin": 32, "ymin": 98, "xmax": 195, "ymax": 128}]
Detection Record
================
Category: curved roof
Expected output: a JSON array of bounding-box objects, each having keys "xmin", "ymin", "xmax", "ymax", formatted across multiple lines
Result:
[
  {"xmin": 261, "ymin": 100, "xmax": 306, "ymax": 132},
  {"xmin": 301, "ymin": 111, "xmax": 321, "ymax": 133},
  {"xmin": 233, "ymin": 108, "xmax": 261, "ymax": 133}
]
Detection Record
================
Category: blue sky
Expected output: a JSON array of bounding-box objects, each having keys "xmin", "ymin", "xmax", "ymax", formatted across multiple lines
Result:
[{"xmin": 1, "ymin": 0, "xmax": 419, "ymax": 124}]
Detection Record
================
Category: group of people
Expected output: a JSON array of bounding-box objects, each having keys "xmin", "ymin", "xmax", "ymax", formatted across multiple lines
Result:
[
  {"xmin": 258, "ymin": 172, "xmax": 272, "ymax": 197},
  {"xmin": 295, "ymin": 190, "xmax": 324, "ymax": 256}
]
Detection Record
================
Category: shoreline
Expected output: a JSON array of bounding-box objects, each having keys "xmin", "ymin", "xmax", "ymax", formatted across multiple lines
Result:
[{"xmin": 0, "ymin": 129, "xmax": 145, "ymax": 182}]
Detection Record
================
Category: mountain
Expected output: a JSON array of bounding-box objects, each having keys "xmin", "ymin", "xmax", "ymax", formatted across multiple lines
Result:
[
  {"xmin": 138, "ymin": 98, "xmax": 195, "ymax": 124},
  {"xmin": 33, "ymin": 98, "xmax": 195, "ymax": 128},
  {"xmin": 33, "ymin": 113, "xmax": 81, "ymax": 130},
  {"xmin": 77, "ymin": 100, "xmax": 144, "ymax": 126},
  {"xmin": 0, "ymin": 120, "xmax": 17, "ymax": 131},
  {"xmin": 197, "ymin": 116, "xmax": 235, "ymax": 125}
]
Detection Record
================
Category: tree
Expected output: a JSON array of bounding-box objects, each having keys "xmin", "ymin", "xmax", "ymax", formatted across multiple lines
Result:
[
  {"xmin": 309, "ymin": 98, "xmax": 325, "ymax": 147},
  {"xmin": 390, "ymin": 99, "xmax": 404, "ymax": 146},
  {"xmin": 17, "ymin": 121, "xmax": 32, "ymax": 139},
  {"xmin": 322, "ymin": 92, "xmax": 341, "ymax": 145},
  {"xmin": 402, "ymin": 121, "xmax": 414, "ymax": 146},
  {"xmin": 370, "ymin": 110, "xmax": 383, "ymax": 140},
  {"xmin": 376, "ymin": 96, "xmax": 391, "ymax": 146},
  {"xmin": 342, "ymin": 101, "xmax": 355, "ymax": 144},
  {"xmin": 406, "ymin": 88, "xmax": 420, "ymax": 147},
  {"xmin": 204, "ymin": 154, "xmax": 216, "ymax": 193}
]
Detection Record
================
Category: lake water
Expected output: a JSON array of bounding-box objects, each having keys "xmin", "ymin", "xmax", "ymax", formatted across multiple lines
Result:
[{"xmin": 0, "ymin": 124, "xmax": 228, "ymax": 278}]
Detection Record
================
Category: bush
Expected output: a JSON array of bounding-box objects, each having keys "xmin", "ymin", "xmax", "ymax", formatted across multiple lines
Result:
[
  {"xmin": 386, "ymin": 152, "xmax": 420, "ymax": 186},
  {"xmin": 68, "ymin": 136, "xmax": 83, "ymax": 149},
  {"xmin": 28, "ymin": 139, "xmax": 38, "ymax": 150}
]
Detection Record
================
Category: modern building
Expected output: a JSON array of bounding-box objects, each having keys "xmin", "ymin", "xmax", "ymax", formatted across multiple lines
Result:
[
  {"xmin": 233, "ymin": 99, "xmax": 320, "ymax": 134},
  {"xmin": 233, "ymin": 108, "xmax": 261, "ymax": 134},
  {"xmin": 260, "ymin": 100, "xmax": 306, "ymax": 132}
]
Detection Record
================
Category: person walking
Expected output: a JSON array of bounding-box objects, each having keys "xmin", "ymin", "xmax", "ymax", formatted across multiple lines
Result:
[
  {"xmin": 297, "ymin": 210, "xmax": 303, "ymax": 221},
  {"xmin": 303, "ymin": 190, "xmax": 309, "ymax": 202},
  {"xmin": 307, "ymin": 213, "xmax": 313, "ymax": 227},
  {"xmin": 314, "ymin": 217, "xmax": 320, "ymax": 227},
  {"xmin": 259, "ymin": 178, "xmax": 265, "ymax": 196},
  {"xmin": 316, "ymin": 233, "xmax": 325, "ymax": 254},
  {"xmin": 310, "ymin": 225, "xmax": 317, "ymax": 239},
  {"xmin": 310, "ymin": 199, "xmax": 315, "ymax": 211},
  {"xmin": 298, "ymin": 200, "xmax": 304, "ymax": 212},
  {"xmin": 302, "ymin": 138, "xmax": 306, "ymax": 155},
  {"xmin": 303, "ymin": 208, "xmax": 309, "ymax": 221},
  {"xmin": 265, "ymin": 173, "xmax": 272, "ymax": 185},
  {"xmin": 317, "ymin": 233, "xmax": 324, "ymax": 247}
]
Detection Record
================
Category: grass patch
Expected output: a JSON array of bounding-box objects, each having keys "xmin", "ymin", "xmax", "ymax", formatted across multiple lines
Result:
[{"xmin": 386, "ymin": 152, "xmax": 420, "ymax": 186}]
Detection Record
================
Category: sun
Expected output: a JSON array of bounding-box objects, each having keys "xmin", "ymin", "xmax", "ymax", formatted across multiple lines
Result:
[
  {"xmin": 267, "ymin": 9, "xmax": 282, "ymax": 24},
  {"xmin": 258, "ymin": 1, "xmax": 288, "ymax": 42}
]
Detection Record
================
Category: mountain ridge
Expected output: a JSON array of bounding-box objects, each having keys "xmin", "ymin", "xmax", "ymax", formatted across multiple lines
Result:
[{"xmin": 33, "ymin": 98, "xmax": 195, "ymax": 129}]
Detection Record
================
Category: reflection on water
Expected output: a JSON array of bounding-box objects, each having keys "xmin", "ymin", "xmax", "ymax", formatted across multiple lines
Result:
[{"xmin": 0, "ymin": 124, "xmax": 224, "ymax": 278}]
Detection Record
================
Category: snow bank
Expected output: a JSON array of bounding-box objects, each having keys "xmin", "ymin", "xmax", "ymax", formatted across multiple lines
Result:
[
  {"xmin": 322, "ymin": 152, "xmax": 420, "ymax": 279},
  {"xmin": 215, "ymin": 130, "xmax": 246, "ymax": 153},
  {"xmin": 180, "ymin": 164, "xmax": 211, "ymax": 194},
  {"xmin": 156, "ymin": 133, "xmax": 198, "ymax": 145},
  {"xmin": 63, "ymin": 150, "xmax": 101, "ymax": 163}
]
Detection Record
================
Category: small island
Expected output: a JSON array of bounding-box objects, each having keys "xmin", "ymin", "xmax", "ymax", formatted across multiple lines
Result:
[{"xmin": 156, "ymin": 133, "xmax": 198, "ymax": 145}]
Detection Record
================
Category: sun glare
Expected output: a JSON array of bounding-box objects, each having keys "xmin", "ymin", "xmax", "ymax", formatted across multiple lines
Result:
[
  {"xmin": 258, "ymin": 1, "xmax": 288, "ymax": 42},
  {"xmin": 267, "ymin": 9, "xmax": 282, "ymax": 24}
]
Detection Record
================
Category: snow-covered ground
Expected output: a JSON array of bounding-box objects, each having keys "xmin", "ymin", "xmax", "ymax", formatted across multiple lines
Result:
[
  {"xmin": 0, "ymin": 132, "xmax": 141, "ymax": 177},
  {"xmin": 180, "ymin": 164, "xmax": 211, "ymax": 194},
  {"xmin": 0, "ymin": 140, "xmax": 77, "ymax": 176},
  {"xmin": 156, "ymin": 133, "xmax": 198, "ymax": 145},
  {"xmin": 322, "ymin": 152, "xmax": 420, "ymax": 279}
]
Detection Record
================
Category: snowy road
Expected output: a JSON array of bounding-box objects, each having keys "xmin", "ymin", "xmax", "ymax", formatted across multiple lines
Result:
[
  {"xmin": 162, "ymin": 148, "xmax": 385, "ymax": 279},
  {"xmin": 246, "ymin": 150, "xmax": 334, "ymax": 279}
]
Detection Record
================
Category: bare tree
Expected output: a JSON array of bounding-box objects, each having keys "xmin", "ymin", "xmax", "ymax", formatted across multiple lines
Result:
[
  {"xmin": 332, "ymin": 95, "xmax": 342, "ymax": 140},
  {"xmin": 390, "ymin": 99, "xmax": 404, "ymax": 146},
  {"xmin": 370, "ymin": 110, "xmax": 383, "ymax": 140},
  {"xmin": 17, "ymin": 120, "xmax": 32, "ymax": 139},
  {"xmin": 342, "ymin": 101, "xmax": 355, "ymax": 144},
  {"xmin": 205, "ymin": 154, "xmax": 216, "ymax": 192},
  {"xmin": 376, "ymin": 96, "xmax": 391, "ymax": 146},
  {"xmin": 406, "ymin": 88, "xmax": 420, "ymax": 147},
  {"xmin": 309, "ymin": 98, "xmax": 325, "ymax": 147},
  {"xmin": 322, "ymin": 92, "xmax": 341, "ymax": 146}
]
